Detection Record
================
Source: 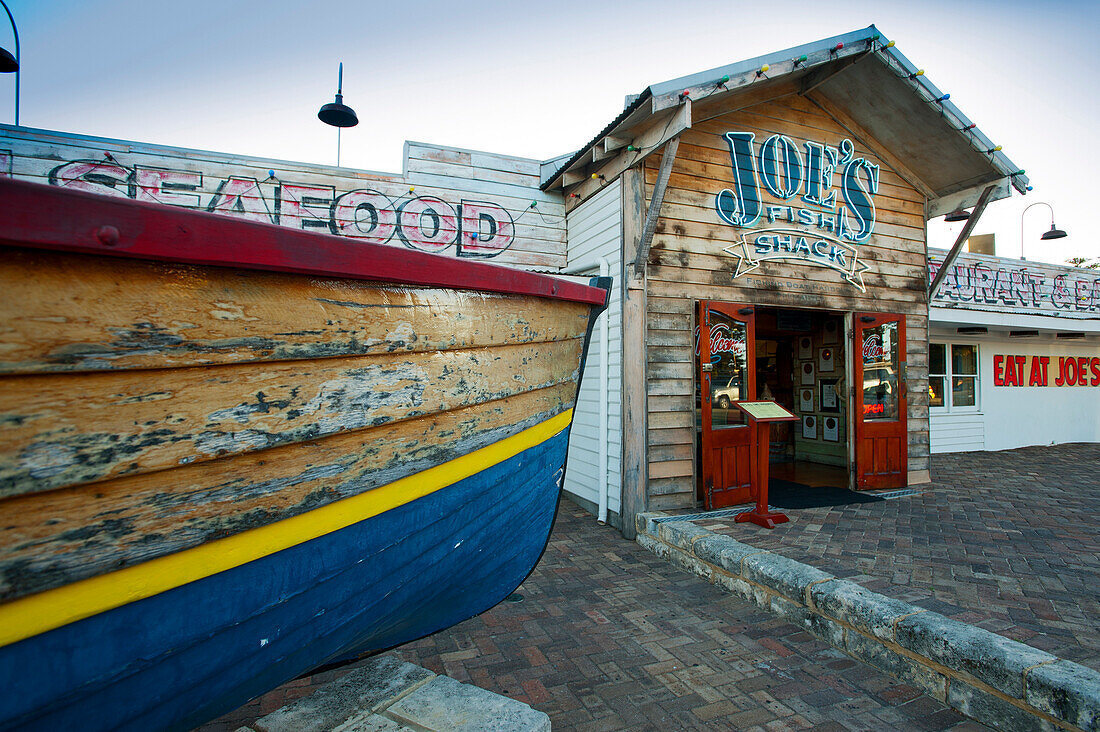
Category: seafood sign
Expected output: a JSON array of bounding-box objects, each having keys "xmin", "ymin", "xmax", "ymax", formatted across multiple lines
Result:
[
  {"xmin": 714, "ymin": 133, "xmax": 879, "ymax": 290},
  {"xmin": 0, "ymin": 133, "xmax": 566, "ymax": 267}
]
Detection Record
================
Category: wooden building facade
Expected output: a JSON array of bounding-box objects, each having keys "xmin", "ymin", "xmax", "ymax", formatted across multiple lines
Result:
[{"xmin": 547, "ymin": 26, "xmax": 1029, "ymax": 536}]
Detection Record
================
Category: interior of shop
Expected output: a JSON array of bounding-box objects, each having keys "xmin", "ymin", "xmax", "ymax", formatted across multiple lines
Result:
[{"xmin": 753, "ymin": 307, "xmax": 848, "ymax": 489}]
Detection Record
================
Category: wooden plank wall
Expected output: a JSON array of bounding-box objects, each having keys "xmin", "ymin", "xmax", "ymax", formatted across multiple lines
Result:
[
  {"xmin": 0, "ymin": 127, "xmax": 566, "ymax": 270},
  {"xmin": 642, "ymin": 93, "xmax": 930, "ymax": 510}
]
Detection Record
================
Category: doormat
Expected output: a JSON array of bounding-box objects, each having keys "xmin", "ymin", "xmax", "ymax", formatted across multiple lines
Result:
[{"xmin": 766, "ymin": 479, "xmax": 885, "ymax": 509}]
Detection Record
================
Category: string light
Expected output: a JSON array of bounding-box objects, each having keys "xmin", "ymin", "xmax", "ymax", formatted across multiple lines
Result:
[
  {"xmin": 409, "ymin": 186, "xmax": 415, "ymax": 193},
  {"xmin": 793, "ymin": 54, "xmax": 808, "ymax": 66},
  {"xmin": 986, "ymin": 146, "xmax": 1002, "ymax": 154},
  {"xmin": 591, "ymin": 173, "xmax": 605, "ymax": 181},
  {"xmin": 908, "ymin": 70, "xmax": 924, "ymax": 79},
  {"xmin": 1026, "ymin": 186, "xmax": 1034, "ymax": 192},
  {"xmin": 830, "ymin": 42, "xmax": 844, "ymax": 53},
  {"xmin": 529, "ymin": 201, "xmax": 537, "ymax": 208},
  {"xmin": 933, "ymin": 93, "xmax": 950, "ymax": 103},
  {"xmin": 1011, "ymin": 169, "xmax": 1026, "ymax": 176},
  {"xmin": 962, "ymin": 123, "xmax": 976, "ymax": 131},
  {"xmin": 717, "ymin": 74, "xmax": 730, "ymax": 85},
  {"xmin": 884, "ymin": 41, "xmax": 895, "ymax": 48},
  {"xmin": 679, "ymin": 89, "xmax": 690, "ymax": 100},
  {"xmin": 755, "ymin": 64, "xmax": 769, "ymax": 77}
]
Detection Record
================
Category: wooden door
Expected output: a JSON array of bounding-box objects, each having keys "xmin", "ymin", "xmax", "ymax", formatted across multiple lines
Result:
[
  {"xmin": 854, "ymin": 313, "xmax": 908, "ymax": 489},
  {"xmin": 697, "ymin": 301, "xmax": 756, "ymax": 508}
]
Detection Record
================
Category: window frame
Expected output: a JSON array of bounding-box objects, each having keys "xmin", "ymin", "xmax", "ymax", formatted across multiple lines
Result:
[{"xmin": 929, "ymin": 341, "xmax": 981, "ymax": 413}]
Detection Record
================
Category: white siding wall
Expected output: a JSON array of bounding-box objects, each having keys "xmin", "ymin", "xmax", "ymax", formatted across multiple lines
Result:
[
  {"xmin": 563, "ymin": 181, "xmax": 623, "ymax": 521},
  {"xmin": 929, "ymin": 329, "xmax": 1100, "ymax": 453}
]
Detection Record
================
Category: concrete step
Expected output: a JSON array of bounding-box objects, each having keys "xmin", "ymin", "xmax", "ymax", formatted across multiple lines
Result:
[{"xmin": 239, "ymin": 655, "xmax": 550, "ymax": 732}]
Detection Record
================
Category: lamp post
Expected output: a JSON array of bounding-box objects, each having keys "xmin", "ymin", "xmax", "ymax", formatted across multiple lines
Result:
[
  {"xmin": 1020, "ymin": 202, "xmax": 1067, "ymax": 261},
  {"xmin": 318, "ymin": 62, "xmax": 358, "ymax": 167},
  {"xmin": 0, "ymin": 0, "xmax": 18, "ymax": 126}
]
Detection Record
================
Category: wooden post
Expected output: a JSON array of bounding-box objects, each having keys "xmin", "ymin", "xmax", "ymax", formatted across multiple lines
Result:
[
  {"xmin": 620, "ymin": 165, "xmax": 647, "ymax": 539},
  {"xmin": 928, "ymin": 184, "xmax": 997, "ymax": 298}
]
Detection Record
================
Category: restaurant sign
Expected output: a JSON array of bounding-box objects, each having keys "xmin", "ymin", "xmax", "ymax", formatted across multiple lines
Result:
[{"xmin": 714, "ymin": 132, "xmax": 879, "ymax": 291}]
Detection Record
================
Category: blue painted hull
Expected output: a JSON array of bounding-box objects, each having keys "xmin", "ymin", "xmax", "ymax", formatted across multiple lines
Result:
[{"xmin": 0, "ymin": 428, "xmax": 570, "ymax": 731}]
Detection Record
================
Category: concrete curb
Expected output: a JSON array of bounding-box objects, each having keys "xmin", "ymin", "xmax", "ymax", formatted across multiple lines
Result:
[
  {"xmin": 637, "ymin": 512, "xmax": 1100, "ymax": 732},
  {"xmin": 242, "ymin": 654, "xmax": 550, "ymax": 732}
]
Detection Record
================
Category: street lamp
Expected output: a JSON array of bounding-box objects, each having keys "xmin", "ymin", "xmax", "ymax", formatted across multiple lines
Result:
[
  {"xmin": 0, "ymin": 0, "xmax": 18, "ymax": 126},
  {"xmin": 1020, "ymin": 202, "xmax": 1067, "ymax": 261},
  {"xmin": 318, "ymin": 62, "xmax": 358, "ymax": 166}
]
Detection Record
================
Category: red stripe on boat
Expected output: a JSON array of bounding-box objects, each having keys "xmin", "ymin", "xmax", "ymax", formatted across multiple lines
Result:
[{"xmin": 0, "ymin": 179, "xmax": 607, "ymax": 306}]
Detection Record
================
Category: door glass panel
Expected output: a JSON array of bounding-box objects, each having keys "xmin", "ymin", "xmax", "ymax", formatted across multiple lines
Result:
[
  {"xmin": 862, "ymin": 321, "xmax": 899, "ymax": 421},
  {"xmin": 706, "ymin": 310, "xmax": 748, "ymax": 429}
]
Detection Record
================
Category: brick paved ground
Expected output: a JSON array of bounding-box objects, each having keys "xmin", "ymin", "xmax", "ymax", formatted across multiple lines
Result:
[
  {"xmin": 202, "ymin": 501, "xmax": 983, "ymax": 731},
  {"xmin": 693, "ymin": 443, "xmax": 1100, "ymax": 671}
]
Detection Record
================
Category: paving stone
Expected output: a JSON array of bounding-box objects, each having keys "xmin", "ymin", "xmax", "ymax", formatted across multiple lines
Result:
[
  {"xmin": 697, "ymin": 444, "xmax": 1100, "ymax": 671},
  {"xmin": 203, "ymin": 501, "xmax": 981, "ymax": 731}
]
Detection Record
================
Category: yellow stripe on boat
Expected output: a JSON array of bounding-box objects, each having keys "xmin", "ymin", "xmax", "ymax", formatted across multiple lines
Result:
[{"xmin": 0, "ymin": 409, "xmax": 573, "ymax": 649}]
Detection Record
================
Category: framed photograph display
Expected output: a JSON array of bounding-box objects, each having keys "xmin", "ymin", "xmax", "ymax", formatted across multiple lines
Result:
[
  {"xmin": 820, "ymin": 378, "xmax": 839, "ymax": 413},
  {"xmin": 823, "ymin": 318, "xmax": 839, "ymax": 345},
  {"xmin": 799, "ymin": 387, "xmax": 814, "ymax": 412},
  {"xmin": 797, "ymin": 335, "xmax": 813, "ymax": 359},
  {"xmin": 818, "ymin": 346, "xmax": 835, "ymax": 373},
  {"xmin": 802, "ymin": 415, "xmax": 817, "ymax": 440},
  {"xmin": 823, "ymin": 416, "xmax": 840, "ymax": 442},
  {"xmin": 801, "ymin": 361, "xmax": 815, "ymax": 385}
]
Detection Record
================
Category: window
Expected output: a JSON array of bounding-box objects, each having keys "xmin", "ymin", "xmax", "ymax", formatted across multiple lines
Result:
[{"xmin": 929, "ymin": 343, "xmax": 979, "ymax": 411}]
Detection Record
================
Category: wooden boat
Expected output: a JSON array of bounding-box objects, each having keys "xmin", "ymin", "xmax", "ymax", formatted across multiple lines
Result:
[{"xmin": 0, "ymin": 178, "xmax": 609, "ymax": 730}]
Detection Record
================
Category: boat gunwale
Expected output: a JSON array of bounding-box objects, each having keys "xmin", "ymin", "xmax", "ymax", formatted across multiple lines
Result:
[{"xmin": 0, "ymin": 178, "xmax": 608, "ymax": 307}]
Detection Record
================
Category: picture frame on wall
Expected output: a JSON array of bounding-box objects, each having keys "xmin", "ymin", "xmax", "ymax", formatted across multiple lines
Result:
[
  {"xmin": 823, "ymin": 318, "xmax": 839, "ymax": 345},
  {"xmin": 818, "ymin": 346, "xmax": 835, "ymax": 373},
  {"xmin": 823, "ymin": 416, "xmax": 840, "ymax": 442},
  {"xmin": 802, "ymin": 415, "xmax": 817, "ymax": 440},
  {"xmin": 798, "ymin": 335, "xmax": 813, "ymax": 359},
  {"xmin": 799, "ymin": 387, "xmax": 814, "ymax": 412},
  {"xmin": 801, "ymin": 361, "xmax": 815, "ymax": 385},
  {"xmin": 820, "ymin": 379, "xmax": 839, "ymax": 412}
]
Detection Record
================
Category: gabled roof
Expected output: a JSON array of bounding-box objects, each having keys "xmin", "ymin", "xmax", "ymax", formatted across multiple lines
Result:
[{"xmin": 542, "ymin": 25, "xmax": 1027, "ymax": 218}]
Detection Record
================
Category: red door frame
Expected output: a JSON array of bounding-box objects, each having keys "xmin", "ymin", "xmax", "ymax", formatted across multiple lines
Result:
[
  {"xmin": 698, "ymin": 301, "xmax": 756, "ymax": 509},
  {"xmin": 854, "ymin": 312, "xmax": 908, "ymax": 490}
]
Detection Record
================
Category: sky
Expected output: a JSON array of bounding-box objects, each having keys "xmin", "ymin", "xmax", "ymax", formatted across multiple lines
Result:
[{"xmin": 1, "ymin": 0, "xmax": 1097, "ymax": 265}]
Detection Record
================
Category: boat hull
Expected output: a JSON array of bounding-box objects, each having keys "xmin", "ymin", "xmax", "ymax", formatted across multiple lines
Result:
[
  {"xmin": 0, "ymin": 419, "xmax": 570, "ymax": 731},
  {"xmin": 0, "ymin": 179, "xmax": 610, "ymax": 730}
]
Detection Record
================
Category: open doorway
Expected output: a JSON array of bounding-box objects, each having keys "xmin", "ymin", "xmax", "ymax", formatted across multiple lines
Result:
[
  {"xmin": 753, "ymin": 307, "xmax": 848, "ymax": 494},
  {"xmin": 696, "ymin": 302, "xmax": 850, "ymax": 509}
]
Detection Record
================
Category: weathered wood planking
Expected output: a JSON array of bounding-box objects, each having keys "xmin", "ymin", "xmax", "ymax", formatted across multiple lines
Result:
[
  {"xmin": 0, "ymin": 337, "xmax": 583, "ymax": 498},
  {"xmin": 638, "ymin": 91, "xmax": 931, "ymax": 508},
  {"xmin": 0, "ymin": 249, "xmax": 590, "ymax": 374},
  {"xmin": 1, "ymin": 128, "xmax": 568, "ymax": 269},
  {"xmin": 0, "ymin": 382, "xmax": 576, "ymax": 602}
]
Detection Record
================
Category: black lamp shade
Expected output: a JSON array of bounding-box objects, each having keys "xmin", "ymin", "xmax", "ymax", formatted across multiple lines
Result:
[
  {"xmin": 0, "ymin": 47, "xmax": 16, "ymax": 73},
  {"xmin": 1040, "ymin": 225, "xmax": 1067, "ymax": 241},
  {"xmin": 318, "ymin": 94, "xmax": 358, "ymax": 128},
  {"xmin": 944, "ymin": 208, "xmax": 970, "ymax": 222}
]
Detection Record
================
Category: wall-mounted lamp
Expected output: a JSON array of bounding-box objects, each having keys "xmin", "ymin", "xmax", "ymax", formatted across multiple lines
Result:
[
  {"xmin": 318, "ymin": 62, "xmax": 358, "ymax": 166},
  {"xmin": 1020, "ymin": 201, "xmax": 1067, "ymax": 261},
  {"xmin": 0, "ymin": 0, "xmax": 19, "ymax": 126}
]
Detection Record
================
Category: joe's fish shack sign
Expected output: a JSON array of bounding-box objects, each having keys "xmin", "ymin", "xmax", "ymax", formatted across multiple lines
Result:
[
  {"xmin": 0, "ymin": 127, "xmax": 567, "ymax": 270},
  {"xmin": 716, "ymin": 133, "xmax": 878, "ymax": 291}
]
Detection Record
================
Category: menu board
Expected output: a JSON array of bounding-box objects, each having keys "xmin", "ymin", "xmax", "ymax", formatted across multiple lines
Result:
[{"xmin": 736, "ymin": 401, "xmax": 798, "ymax": 421}]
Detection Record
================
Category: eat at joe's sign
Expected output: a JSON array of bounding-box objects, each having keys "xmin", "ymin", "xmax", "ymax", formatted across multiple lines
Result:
[{"xmin": 995, "ymin": 355, "xmax": 1100, "ymax": 387}]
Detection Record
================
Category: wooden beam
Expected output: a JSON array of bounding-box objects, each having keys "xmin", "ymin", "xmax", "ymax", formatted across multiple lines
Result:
[
  {"xmin": 927, "ymin": 177, "xmax": 1011, "ymax": 219},
  {"xmin": 799, "ymin": 52, "xmax": 870, "ymax": 95},
  {"xmin": 928, "ymin": 184, "xmax": 996, "ymax": 298},
  {"xmin": 620, "ymin": 166, "xmax": 648, "ymax": 540},
  {"xmin": 603, "ymin": 136, "xmax": 629, "ymax": 153},
  {"xmin": 633, "ymin": 136, "xmax": 680, "ymax": 278},
  {"xmin": 563, "ymin": 99, "xmax": 691, "ymax": 212}
]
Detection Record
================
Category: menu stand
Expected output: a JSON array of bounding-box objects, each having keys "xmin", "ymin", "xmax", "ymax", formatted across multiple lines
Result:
[{"xmin": 734, "ymin": 401, "xmax": 800, "ymax": 529}]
